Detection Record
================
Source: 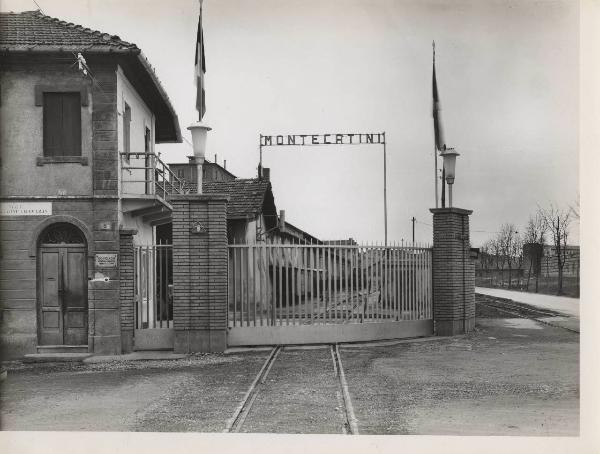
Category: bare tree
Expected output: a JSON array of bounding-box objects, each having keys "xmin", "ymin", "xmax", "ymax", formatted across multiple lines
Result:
[
  {"xmin": 498, "ymin": 223, "xmax": 518, "ymax": 288},
  {"xmin": 490, "ymin": 236, "xmax": 503, "ymax": 286},
  {"xmin": 523, "ymin": 213, "xmax": 546, "ymax": 292},
  {"xmin": 569, "ymin": 194, "xmax": 580, "ymax": 221},
  {"xmin": 480, "ymin": 239, "xmax": 496, "ymax": 286},
  {"xmin": 539, "ymin": 204, "xmax": 572, "ymax": 295},
  {"xmin": 510, "ymin": 231, "xmax": 524, "ymax": 288}
]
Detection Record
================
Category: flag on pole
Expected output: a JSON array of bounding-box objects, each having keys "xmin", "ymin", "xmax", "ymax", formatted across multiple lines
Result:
[
  {"xmin": 195, "ymin": 0, "xmax": 206, "ymax": 120},
  {"xmin": 432, "ymin": 42, "xmax": 445, "ymax": 152}
]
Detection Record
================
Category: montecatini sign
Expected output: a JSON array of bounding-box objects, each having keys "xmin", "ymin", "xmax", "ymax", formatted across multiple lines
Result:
[{"xmin": 261, "ymin": 133, "xmax": 385, "ymax": 147}]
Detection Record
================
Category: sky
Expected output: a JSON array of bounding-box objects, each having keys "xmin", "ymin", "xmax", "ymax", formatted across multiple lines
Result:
[{"xmin": 1, "ymin": 0, "xmax": 580, "ymax": 246}]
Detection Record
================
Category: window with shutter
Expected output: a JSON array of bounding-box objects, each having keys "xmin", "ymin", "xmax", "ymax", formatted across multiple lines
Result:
[
  {"xmin": 123, "ymin": 103, "xmax": 131, "ymax": 158},
  {"xmin": 43, "ymin": 92, "xmax": 81, "ymax": 157}
]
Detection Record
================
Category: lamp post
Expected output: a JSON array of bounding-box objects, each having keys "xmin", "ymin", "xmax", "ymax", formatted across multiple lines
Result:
[
  {"xmin": 187, "ymin": 122, "xmax": 212, "ymax": 193},
  {"xmin": 440, "ymin": 147, "xmax": 459, "ymax": 207}
]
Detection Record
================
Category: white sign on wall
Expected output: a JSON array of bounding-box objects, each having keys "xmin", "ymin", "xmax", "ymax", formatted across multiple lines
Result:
[
  {"xmin": 95, "ymin": 254, "xmax": 118, "ymax": 269},
  {"xmin": 0, "ymin": 202, "xmax": 52, "ymax": 216}
]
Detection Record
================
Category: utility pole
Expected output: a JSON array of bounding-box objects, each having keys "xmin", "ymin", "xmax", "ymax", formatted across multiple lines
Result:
[{"xmin": 412, "ymin": 217, "xmax": 416, "ymax": 244}]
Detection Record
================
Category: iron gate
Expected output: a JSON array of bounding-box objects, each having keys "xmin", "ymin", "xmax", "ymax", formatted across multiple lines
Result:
[
  {"xmin": 133, "ymin": 244, "xmax": 174, "ymax": 349},
  {"xmin": 227, "ymin": 242, "xmax": 433, "ymax": 345}
]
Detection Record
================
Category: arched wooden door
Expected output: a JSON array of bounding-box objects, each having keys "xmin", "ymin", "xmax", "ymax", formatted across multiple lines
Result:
[{"xmin": 37, "ymin": 223, "xmax": 88, "ymax": 346}]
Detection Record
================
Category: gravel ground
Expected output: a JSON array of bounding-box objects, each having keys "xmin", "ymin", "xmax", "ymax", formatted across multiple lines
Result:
[
  {"xmin": 239, "ymin": 346, "xmax": 347, "ymax": 434},
  {"xmin": 0, "ymin": 352, "xmax": 270, "ymax": 431},
  {"xmin": 1, "ymin": 307, "xmax": 579, "ymax": 435},
  {"xmin": 340, "ymin": 316, "xmax": 579, "ymax": 435}
]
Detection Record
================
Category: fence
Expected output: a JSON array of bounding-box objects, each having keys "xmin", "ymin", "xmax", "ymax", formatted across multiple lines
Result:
[
  {"xmin": 134, "ymin": 244, "xmax": 173, "ymax": 330},
  {"xmin": 228, "ymin": 242, "xmax": 432, "ymax": 328},
  {"xmin": 120, "ymin": 152, "xmax": 187, "ymax": 199}
]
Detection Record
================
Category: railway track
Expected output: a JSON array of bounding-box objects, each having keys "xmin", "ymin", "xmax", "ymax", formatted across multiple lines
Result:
[
  {"xmin": 476, "ymin": 297, "xmax": 579, "ymax": 334},
  {"xmin": 224, "ymin": 344, "xmax": 359, "ymax": 434}
]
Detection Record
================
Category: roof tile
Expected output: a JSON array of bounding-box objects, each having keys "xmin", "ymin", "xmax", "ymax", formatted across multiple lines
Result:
[
  {"xmin": 0, "ymin": 10, "xmax": 137, "ymax": 51},
  {"xmin": 196, "ymin": 178, "xmax": 272, "ymax": 219}
]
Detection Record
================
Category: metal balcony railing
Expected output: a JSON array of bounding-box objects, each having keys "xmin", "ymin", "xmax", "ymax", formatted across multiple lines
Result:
[{"xmin": 120, "ymin": 152, "xmax": 187, "ymax": 199}]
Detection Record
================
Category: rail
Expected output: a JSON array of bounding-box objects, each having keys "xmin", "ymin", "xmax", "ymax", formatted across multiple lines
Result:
[{"xmin": 120, "ymin": 152, "xmax": 187, "ymax": 199}]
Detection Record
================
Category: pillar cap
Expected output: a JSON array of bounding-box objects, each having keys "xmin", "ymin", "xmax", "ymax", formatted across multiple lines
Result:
[{"xmin": 429, "ymin": 207, "xmax": 473, "ymax": 215}]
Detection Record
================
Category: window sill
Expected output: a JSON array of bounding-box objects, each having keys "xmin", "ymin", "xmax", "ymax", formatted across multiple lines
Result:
[{"xmin": 37, "ymin": 156, "xmax": 88, "ymax": 166}]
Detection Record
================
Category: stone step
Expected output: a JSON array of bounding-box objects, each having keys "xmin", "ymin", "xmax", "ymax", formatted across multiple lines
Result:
[
  {"xmin": 23, "ymin": 353, "xmax": 93, "ymax": 363},
  {"xmin": 37, "ymin": 345, "xmax": 89, "ymax": 354}
]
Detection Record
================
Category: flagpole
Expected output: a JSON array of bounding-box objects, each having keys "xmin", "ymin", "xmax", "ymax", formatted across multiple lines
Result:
[
  {"xmin": 433, "ymin": 41, "xmax": 439, "ymax": 208},
  {"xmin": 434, "ymin": 144, "xmax": 439, "ymax": 208}
]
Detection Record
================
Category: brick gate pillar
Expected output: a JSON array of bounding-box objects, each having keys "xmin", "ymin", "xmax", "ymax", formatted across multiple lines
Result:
[
  {"xmin": 119, "ymin": 228, "xmax": 137, "ymax": 353},
  {"xmin": 171, "ymin": 194, "xmax": 229, "ymax": 353},
  {"xmin": 430, "ymin": 207, "xmax": 475, "ymax": 336}
]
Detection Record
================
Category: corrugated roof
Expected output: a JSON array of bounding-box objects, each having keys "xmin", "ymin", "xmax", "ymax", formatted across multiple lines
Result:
[
  {"xmin": 0, "ymin": 10, "xmax": 181, "ymax": 143},
  {"xmin": 201, "ymin": 179, "xmax": 273, "ymax": 219}
]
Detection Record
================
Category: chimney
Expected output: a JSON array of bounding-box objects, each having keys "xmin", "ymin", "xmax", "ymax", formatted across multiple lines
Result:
[
  {"xmin": 224, "ymin": 159, "xmax": 227, "ymax": 170},
  {"xmin": 214, "ymin": 154, "xmax": 217, "ymax": 164},
  {"xmin": 263, "ymin": 167, "xmax": 270, "ymax": 181},
  {"xmin": 279, "ymin": 210, "xmax": 285, "ymax": 232}
]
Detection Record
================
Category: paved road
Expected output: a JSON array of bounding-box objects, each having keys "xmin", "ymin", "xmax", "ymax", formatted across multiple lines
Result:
[
  {"xmin": 1, "ymin": 314, "xmax": 579, "ymax": 435},
  {"xmin": 476, "ymin": 287, "xmax": 580, "ymax": 318}
]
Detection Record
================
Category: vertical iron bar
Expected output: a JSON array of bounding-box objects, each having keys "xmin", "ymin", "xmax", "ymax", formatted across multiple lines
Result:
[
  {"xmin": 313, "ymin": 245, "xmax": 318, "ymax": 324},
  {"xmin": 334, "ymin": 246, "xmax": 339, "ymax": 322},
  {"xmin": 389, "ymin": 245, "xmax": 393, "ymax": 320},
  {"xmin": 384, "ymin": 245, "xmax": 388, "ymax": 319},
  {"xmin": 144, "ymin": 248, "xmax": 149, "ymax": 328},
  {"xmin": 292, "ymin": 245, "xmax": 296, "ymax": 326},
  {"xmin": 429, "ymin": 248, "xmax": 433, "ymax": 318},
  {"xmin": 367, "ymin": 245, "xmax": 372, "ymax": 321},
  {"xmin": 421, "ymin": 246, "xmax": 425, "ymax": 319},
  {"xmin": 258, "ymin": 245, "xmax": 262, "ymax": 326},
  {"xmin": 253, "ymin": 246, "xmax": 257, "ymax": 327},
  {"xmin": 418, "ymin": 246, "xmax": 422, "ymax": 319},
  {"xmin": 270, "ymin": 245, "xmax": 275, "ymax": 326},
  {"xmin": 327, "ymin": 247, "xmax": 331, "ymax": 323},
  {"xmin": 278, "ymin": 246, "xmax": 282, "ymax": 326},
  {"xmin": 344, "ymin": 247, "xmax": 348, "ymax": 321},
  {"xmin": 233, "ymin": 247, "xmax": 237, "ymax": 327},
  {"xmin": 362, "ymin": 246, "xmax": 367, "ymax": 322},
  {"xmin": 402, "ymin": 247, "xmax": 406, "ymax": 320},
  {"xmin": 134, "ymin": 247, "xmax": 138, "ymax": 329},
  {"xmin": 167, "ymin": 244, "xmax": 171, "ymax": 328},
  {"xmin": 408, "ymin": 247, "xmax": 412, "ymax": 320},
  {"xmin": 285, "ymin": 246, "xmax": 290, "ymax": 326},
  {"xmin": 410, "ymin": 246, "xmax": 414, "ymax": 320},
  {"xmin": 160, "ymin": 244, "xmax": 164, "ymax": 328},
  {"xmin": 375, "ymin": 245, "xmax": 379, "ymax": 320},
  {"xmin": 246, "ymin": 247, "xmax": 250, "ymax": 327},
  {"xmin": 346, "ymin": 248, "xmax": 356, "ymax": 321},
  {"xmin": 309, "ymin": 244, "xmax": 314, "ymax": 324},
  {"xmin": 150, "ymin": 247, "xmax": 155, "ymax": 328}
]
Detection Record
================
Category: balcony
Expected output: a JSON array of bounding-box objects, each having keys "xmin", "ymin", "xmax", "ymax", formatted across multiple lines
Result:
[{"xmin": 120, "ymin": 152, "xmax": 188, "ymax": 226}]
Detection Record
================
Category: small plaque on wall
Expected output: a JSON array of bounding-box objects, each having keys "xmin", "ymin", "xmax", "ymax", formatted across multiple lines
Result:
[
  {"xmin": 0, "ymin": 201, "xmax": 52, "ymax": 216},
  {"xmin": 95, "ymin": 253, "xmax": 118, "ymax": 268},
  {"xmin": 191, "ymin": 221, "xmax": 208, "ymax": 234}
]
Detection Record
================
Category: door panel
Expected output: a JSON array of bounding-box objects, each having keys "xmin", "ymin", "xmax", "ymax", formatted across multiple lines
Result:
[
  {"xmin": 39, "ymin": 249, "xmax": 62, "ymax": 345},
  {"xmin": 38, "ymin": 246, "xmax": 88, "ymax": 346},
  {"xmin": 63, "ymin": 248, "xmax": 88, "ymax": 345}
]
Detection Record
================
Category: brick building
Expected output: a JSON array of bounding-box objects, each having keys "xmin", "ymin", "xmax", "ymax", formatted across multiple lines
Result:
[
  {"xmin": 0, "ymin": 11, "xmax": 182, "ymax": 359},
  {"xmin": 536, "ymin": 244, "xmax": 580, "ymax": 278}
]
